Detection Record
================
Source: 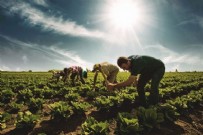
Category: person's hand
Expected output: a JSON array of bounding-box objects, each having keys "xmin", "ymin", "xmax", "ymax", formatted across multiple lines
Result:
[{"xmin": 107, "ymin": 83, "xmax": 116, "ymax": 91}]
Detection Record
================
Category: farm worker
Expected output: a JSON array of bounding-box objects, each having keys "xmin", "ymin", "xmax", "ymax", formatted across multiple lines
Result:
[
  {"xmin": 92, "ymin": 62, "xmax": 119, "ymax": 88},
  {"xmin": 63, "ymin": 66, "xmax": 86, "ymax": 85},
  {"xmin": 51, "ymin": 70, "xmax": 65, "ymax": 82},
  {"xmin": 107, "ymin": 55, "xmax": 165, "ymax": 107}
]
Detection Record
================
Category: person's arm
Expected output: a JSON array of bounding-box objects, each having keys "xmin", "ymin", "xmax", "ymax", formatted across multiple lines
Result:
[
  {"xmin": 107, "ymin": 75, "xmax": 137, "ymax": 90},
  {"xmin": 100, "ymin": 69, "xmax": 108, "ymax": 85},
  {"xmin": 93, "ymin": 71, "xmax": 99, "ymax": 87}
]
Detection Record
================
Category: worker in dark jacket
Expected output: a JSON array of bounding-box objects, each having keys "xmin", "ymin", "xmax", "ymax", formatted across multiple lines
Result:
[{"xmin": 107, "ymin": 55, "xmax": 165, "ymax": 107}]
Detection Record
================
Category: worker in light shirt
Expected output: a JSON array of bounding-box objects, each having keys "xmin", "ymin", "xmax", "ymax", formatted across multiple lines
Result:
[{"xmin": 92, "ymin": 62, "xmax": 119, "ymax": 87}]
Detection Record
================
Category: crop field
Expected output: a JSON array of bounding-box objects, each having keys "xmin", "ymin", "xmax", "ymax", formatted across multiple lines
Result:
[{"xmin": 0, "ymin": 72, "xmax": 203, "ymax": 135}]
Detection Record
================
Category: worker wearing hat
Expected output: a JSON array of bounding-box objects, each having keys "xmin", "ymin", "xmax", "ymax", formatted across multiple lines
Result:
[{"xmin": 92, "ymin": 62, "xmax": 119, "ymax": 88}]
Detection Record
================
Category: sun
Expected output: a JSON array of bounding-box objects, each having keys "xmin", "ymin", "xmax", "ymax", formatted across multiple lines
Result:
[{"xmin": 107, "ymin": 0, "xmax": 144, "ymax": 30}]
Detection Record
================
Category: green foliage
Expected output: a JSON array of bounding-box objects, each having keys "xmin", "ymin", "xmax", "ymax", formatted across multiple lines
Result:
[
  {"xmin": 108, "ymin": 95, "xmax": 124, "ymax": 107},
  {"xmin": 0, "ymin": 72, "xmax": 203, "ymax": 134},
  {"xmin": 48, "ymin": 101, "xmax": 73, "ymax": 120},
  {"xmin": 0, "ymin": 89, "xmax": 15, "ymax": 103},
  {"xmin": 15, "ymin": 111, "xmax": 39, "ymax": 129},
  {"xmin": 94, "ymin": 96, "xmax": 114, "ymax": 111},
  {"xmin": 81, "ymin": 117, "xmax": 109, "ymax": 135},
  {"xmin": 0, "ymin": 112, "xmax": 11, "ymax": 130},
  {"xmin": 28, "ymin": 98, "xmax": 45, "ymax": 112},
  {"xmin": 78, "ymin": 85, "xmax": 91, "ymax": 97},
  {"xmin": 158, "ymin": 104, "xmax": 179, "ymax": 122},
  {"xmin": 71, "ymin": 101, "xmax": 92, "ymax": 114},
  {"xmin": 65, "ymin": 92, "xmax": 80, "ymax": 101},
  {"xmin": 17, "ymin": 89, "xmax": 33, "ymax": 102},
  {"xmin": 116, "ymin": 112, "xmax": 143, "ymax": 135},
  {"xmin": 119, "ymin": 92, "xmax": 136, "ymax": 103},
  {"xmin": 86, "ymin": 91, "xmax": 99, "ymax": 100},
  {"xmin": 7, "ymin": 102, "xmax": 23, "ymax": 113},
  {"xmin": 137, "ymin": 106, "xmax": 164, "ymax": 130}
]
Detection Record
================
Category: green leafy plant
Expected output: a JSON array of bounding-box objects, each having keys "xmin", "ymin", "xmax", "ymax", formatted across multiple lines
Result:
[
  {"xmin": 81, "ymin": 117, "xmax": 109, "ymax": 135},
  {"xmin": 65, "ymin": 92, "xmax": 80, "ymax": 101},
  {"xmin": 71, "ymin": 101, "xmax": 92, "ymax": 114},
  {"xmin": 0, "ymin": 89, "xmax": 15, "ymax": 103},
  {"xmin": 86, "ymin": 91, "xmax": 99, "ymax": 100},
  {"xmin": 28, "ymin": 98, "xmax": 45, "ymax": 113},
  {"xmin": 108, "ymin": 96, "xmax": 124, "ymax": 107},
  {"xmin": 48, "ymin": 101, "xmax": 73, "ymax": 120},
  {"xmin": 7, "ymin": 102, "xmax": 23, "ymax": 113},
  {"xmin": 158, "ymin": 103, "xmax": 179, "ymax": 122},
  {"xmin": 78, "ymin": 85, "xmax": 91, "ymax": 97},
  {"xmin": 137, "ymin": 106, "xmax": 164, "ymax": 131},
  {"xmin": 0, "ymin": 112, "xmax": 11, "ymax": 130},
  {"xmin": 116, "ymin": 112, "xmax": 143, "ymax": 135},
  {"xmin": 15, "ymin": 111, "xmax": 39, "ymax": 129},
  {"xmin": 17, "ymin": 89, "xmax": 33, "ymax": 102},
  {"xmin": 94, "ymin": 96, "xmax": 114, "ymax": 111}
]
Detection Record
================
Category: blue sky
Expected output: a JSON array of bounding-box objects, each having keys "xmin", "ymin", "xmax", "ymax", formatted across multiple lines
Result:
[{"xmin": 0, "ymin": 0, "xmax": 203, "ymax": 71}]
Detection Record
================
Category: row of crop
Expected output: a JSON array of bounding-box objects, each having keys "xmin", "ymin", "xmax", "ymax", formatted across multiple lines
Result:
[
  {"xmin": 159, "ymin": 81, "xmax": 203, "ymax": 100},
  {"xmin": 81, "ymin": 88, "xmax": 203, "ymax": 134},
  {"xmin": 0, "ymin": 100, "xmax": 92, "ymax": 130},
  {"xmin": 1, "ymin": 81, "xmax": 201, "ymax": 115}
]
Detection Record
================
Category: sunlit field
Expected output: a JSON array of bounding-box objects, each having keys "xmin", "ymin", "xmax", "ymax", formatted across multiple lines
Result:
[{"xmin": 0, "ymin": 71, "xmax": 202, "ymax": 135}]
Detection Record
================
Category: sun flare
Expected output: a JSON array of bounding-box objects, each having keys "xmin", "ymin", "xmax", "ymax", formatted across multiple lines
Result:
[{"xmin": 107, "ymin": 0, "xmax": 145, "ymax": 30}]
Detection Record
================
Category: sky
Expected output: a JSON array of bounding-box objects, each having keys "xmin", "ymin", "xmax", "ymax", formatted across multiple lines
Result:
[{"xmin": 0, "ymin": 0, "xmax": 203, "ymax": 72}]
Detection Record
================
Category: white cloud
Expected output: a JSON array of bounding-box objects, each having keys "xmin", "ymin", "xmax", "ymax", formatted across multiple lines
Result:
[
  {"xmin": 0, "ymin": 1, "xmax": 133, "ymax": 45},
  {"xmin": 32, "ymin": 0, "xmax": 48, "ymax": 7},
  {"xmin": 1, "ymin": 1, "xmax": 105, "ymax": 39},
  {"xmin": 0, "ymin": 65, "xmax": 10, "ymax": 71},
  {"xmin": 16, "ymin": 67, "xmax": 21, "ymax": 71},
  {"xmin": 22, "ymin": 55, "xmax": 28, "ymax": 64},
  {"xmin": 48, "ymin": 46, "xmax": 93, "ymax": 69},
  {"xmin": 177, "ymin": 15, "xmax": 203, "ymax": 29},
  {"xmin": 0, "ymin": 35, "xmax": 93, "ymax": 70},
  {"xmin": 144, "ymin": 44, "xmax": 203, "ymax": 71}
]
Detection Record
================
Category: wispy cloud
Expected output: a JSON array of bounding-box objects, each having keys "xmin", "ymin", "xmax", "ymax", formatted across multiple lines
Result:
[
  {"xmin": 177, "ymin": 15, "xmax": 203, "ymax": 29},
  {"xmin": 0, "ymin": 65, "xmax": 10, "ymax": 71},
  {"xmin": 22, "ymin": 55, "xmax": 28, "ymax": 64},
  {"xmin": 144, "ymin": 44, "xmax": 203, "ymax": 71},
  {"xmin": 0, "ymin": 1, "xmax": 105, "ymax": 39},
  {"xmin": 0, "ymin": 35, "xmax": 93, "ymax": 70},
  {"xmin": 49, "ymin": 46, "xmax": 93, "ymax": 69},
  {"xmin": 32, "ymin": 0, "xmax": 48, "ymax": 7}
]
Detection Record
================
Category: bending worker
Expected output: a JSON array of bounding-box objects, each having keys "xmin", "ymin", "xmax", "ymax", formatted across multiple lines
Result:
[
  {"xmin": 92, "ymin": 62, "xmax": 119, "ymax": 87},
  {"xmin": 107, "ymin": 55, "xmax": 165, "ymax": 107}
]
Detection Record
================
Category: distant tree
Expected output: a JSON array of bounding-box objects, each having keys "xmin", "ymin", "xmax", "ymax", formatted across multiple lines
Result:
[
  {"xmin": 48, "ymin": 70, "xmax": 53, "ymax": 73},
  {"xmin": 175, "ymin": 69, "xmax": 178, "ymax": 72},
  {"xmin": 28, "ymin": 70, "xmax": 32, "ymax": 72}
]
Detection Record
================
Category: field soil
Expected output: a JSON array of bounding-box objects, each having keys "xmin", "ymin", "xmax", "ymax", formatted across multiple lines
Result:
[{"xmin": 1, "ymin": 104, "xmax": 202, "ymax": 135}]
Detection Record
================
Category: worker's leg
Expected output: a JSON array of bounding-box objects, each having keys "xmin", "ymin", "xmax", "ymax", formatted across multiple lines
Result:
[
  {"xmin": 70, "ymin": 73, "xmax": 76, "ymax": 85},
  {"xmin": 79, "ymin": 70, "xmax": 85, "ymax": 84},
  {"xmin": 137, "ymin": 74, "xmax": 151, "ymax": 107},
  {"xmin": 150, "ymin": 67, "xmax": 165, "ymax": 105}
]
